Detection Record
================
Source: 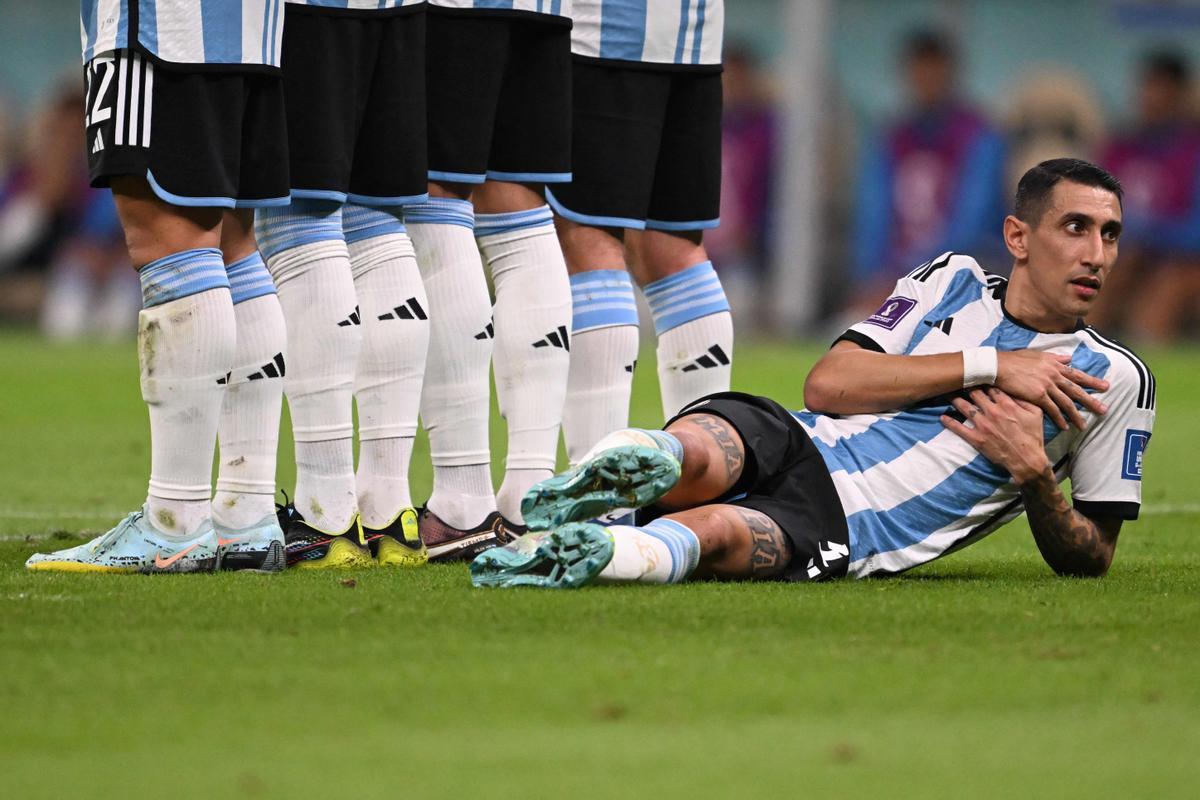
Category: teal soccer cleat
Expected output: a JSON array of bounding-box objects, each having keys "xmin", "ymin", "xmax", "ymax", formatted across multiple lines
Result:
[
  {"xmin": 520, "ymin": 445, "xmax": 681, "ymax": 530},
  {"xmin": 25, "ymin": 507, "xmax": 219, "ymax": 574},
  {"xmin": 470, "ymin": 523, "xmax": 614, "ymax": 589},
  {"xmin": 215, "ymin": 514, "xmax": 286, "ymax": 572}
]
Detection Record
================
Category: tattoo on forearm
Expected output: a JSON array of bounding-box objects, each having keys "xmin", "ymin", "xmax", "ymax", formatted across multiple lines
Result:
[
  {"xmin": 689, "ymin": 414, "xmax": 745, "ymax": 484},
  {"xmin": 1019, "ymin": 468, "xmax": 1116, "ymax": 577},
  {"xmin": 737, "ymin": 508, "xmax": 791, "ymax": 578}
]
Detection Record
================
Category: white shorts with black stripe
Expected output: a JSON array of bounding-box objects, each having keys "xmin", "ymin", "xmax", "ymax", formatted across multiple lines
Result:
[{"xmin": 84, "ymin": 49, "xmax": 290, "ymax": 208}]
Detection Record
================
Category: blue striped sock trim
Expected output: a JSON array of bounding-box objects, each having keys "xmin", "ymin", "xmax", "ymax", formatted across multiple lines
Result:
[
  {"xmin": 636, "ymin": 429, "xmax": 684, "ymax": 463},
  {"xmin": 254, "ymin": 201, "xmax": 345, "ymax": 261},
  {"xmin": 643, "ymin": 261, "xmax": 731, "ymax": 336},
  {"xmin": 139, "ymin": 248, "xmax": 229, "ymax": 309},
  {"xmin": 402, "ymin": 197, "xmax": 475, "ymax": 229},
  {"xmin": 570, "ymin": 269, "xmax": 639, "ymax": 332},
  {"xmin": 342, "ymin": 204, "xmax": 406, "ymax": 245},
  {"xmin": 226, "ymin": 252, "xmax": 276, "ymax": 305},
  {"xmin": 474, "ymin": 205, "xmax": 554, "ymax": 238},
  {"xmin": 641, "ymin": 519, "xmax": 701, "ymax": 582}
]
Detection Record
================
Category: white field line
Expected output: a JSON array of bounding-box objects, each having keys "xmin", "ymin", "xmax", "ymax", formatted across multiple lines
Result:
[{"xmin": 1, "ymin": 502, "xmax": 1199, "ymax": 542}]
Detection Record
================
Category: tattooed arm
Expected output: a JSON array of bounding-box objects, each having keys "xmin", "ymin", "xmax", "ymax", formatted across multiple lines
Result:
[
  {"xmin": 1018, "ymin": 467, "xmax": 1122, "ymax": 577},
  {"xmin": 941, "ymin": 388, "xmax": 1121, "ymax": 577}
]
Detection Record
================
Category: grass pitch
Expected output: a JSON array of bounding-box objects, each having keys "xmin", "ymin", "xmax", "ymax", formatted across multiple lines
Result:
[{"xmin": 1, "ymin": 332, "xmax": 1197, "ymax": 799}]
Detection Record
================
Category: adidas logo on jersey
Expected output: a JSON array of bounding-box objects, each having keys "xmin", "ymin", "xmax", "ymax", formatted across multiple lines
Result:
[
  {"xmin": 923, "ymin": 317, "xmax": 955, "ymax": 335},
  {"xmin": 680, "ymin": 345, "xmax": 730, "ymax": 373},
  {"xmin": 337, "ymin": 306, "xmax": 361, "ymax": 327},
  {"xmin": 474, "ymin": 322, "xmax": 495, "ymax": 340},
  {"xmin": 378, "ymin": 297, "xmax": 427, "ymax": 321},
  {"xmin": 532, "ymin": 325, "xmax": 570, "ymax": 351}
]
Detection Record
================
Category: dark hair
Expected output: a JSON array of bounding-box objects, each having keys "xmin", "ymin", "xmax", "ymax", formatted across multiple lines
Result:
[
  {"xmin": 1143, "ymin": 49, "xmax": 1190, "ymax": 87},
  {"xmin": 903, "ymin": 27, "xmax": 955, "ymax": 63},
  {"xmin": 1014, "ymin": 158, "xmax": 1123, "ymax": 224}
]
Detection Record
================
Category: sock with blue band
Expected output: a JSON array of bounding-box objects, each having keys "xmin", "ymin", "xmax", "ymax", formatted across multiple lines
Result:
[
  {"xmin": 643, "ymin": 260, "xmax": 733, "ymax": 418},
  {"xmin": 596, "ymin": 518, "xmax": 701, "ymax": 584},
  {"xmin": 255, "ymin": 201, "xmax": 360, "ymax": 532},
  {"xmin": 562, "ymin": 269, "xmax": 641, "ymax": 465},
  {"xmin": 476, "ymin": 205, "xmax": 572, "ymax": 524},
  {"xmin": 137, "ymin": 248, "xmax": 235, "ymax": 538},
  {"xmin": 344, "ymin": 204, "xmax": 429, "ymax": 527},
  {"xmin": 213, "ymin": 252, "xmax": 287, "ymax": 531},
  {"xmin": 405, "ymin": 197, "xmax": 496, "ymax": 528}
]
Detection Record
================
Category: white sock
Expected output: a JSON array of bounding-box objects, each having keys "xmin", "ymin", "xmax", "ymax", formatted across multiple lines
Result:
[
  {"xmin": 137, "ymin": 248, "xmax": 235, "ymax": 538},
  {"xmin": 596, "ymin": 519, "xmax": 701, "ymax": 584},
  {"xmin": 405, "ymin": 198, "xmax": 496, "ymax": 528},
  {"xmin": 344, "ymin": 204, "xmax": 429, "ymax": 528},
  {"xmin": 562, "ymin": 270, "xmax": 640, "ymax": 465},
  {"xmin": 255, "ymin": 203, "xmax": 360, "ymax": 532},
  {"xmin": 213, "ymin": 253, "xmax": 286, "ymax": 530},
  {"xmin": 580, "ymin": 428, "xmax": 684, "ymax": 465},
  {"xmin": 477, "ymin": 206, "xmax": 571, "ymax": 523},
  {"xmin": 644, "ymin": 261, "xmax": 733, "ymax": 418}
]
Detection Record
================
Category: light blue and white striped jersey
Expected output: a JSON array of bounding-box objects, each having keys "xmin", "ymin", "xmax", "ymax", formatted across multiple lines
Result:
[
  {"xmin": 81, "ymin": 0, "xmax": 285, "ymax": 68},
  {"xmin": 428, "ymin": 0, "xmax": 571, "ymax": 21},
  {"xmin": 571, "ymin": 0, "xmax": 723, "ymax": 67},
  {"xmin": 286, "ymin": 0, "xmax": 425, "ymax": 11},
  {"xmin": 793, "ymin": 253, "xmax": 1156, "ymax": 578}
]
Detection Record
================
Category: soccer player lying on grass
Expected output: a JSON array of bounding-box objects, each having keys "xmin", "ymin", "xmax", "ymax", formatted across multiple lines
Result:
[{"xmin": 471, "ymin": 158, "xmax": 1156, "ymax": 588}]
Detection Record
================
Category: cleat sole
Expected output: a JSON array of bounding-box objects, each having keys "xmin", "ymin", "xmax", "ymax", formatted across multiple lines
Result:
[
  {"xmin": 470, "ymin": 523, "xmax": 614, "ymax": 589},
  {"xmin": 220, "ymin": 541, "xmax": 286, "ymax": 573},
  {"xmin": 375, "ymin": 536, "xmax": 429, "ymax": 567},
  {"xmin": 291, "ymin": 537, "xmax": 374, "ymax": 570},
  {"xmin": 521, "ymin": 445, "xmax": 680, "ymax": 530}
]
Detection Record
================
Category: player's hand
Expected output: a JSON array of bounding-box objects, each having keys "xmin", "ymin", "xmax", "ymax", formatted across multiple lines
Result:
[
  {"xmin": 995, "ymin": 350, "xmax": 1109, "ymax": 431},
  {"xmin": 941, "ymin": 389, "xmax": 1052, "ymax": 484}
]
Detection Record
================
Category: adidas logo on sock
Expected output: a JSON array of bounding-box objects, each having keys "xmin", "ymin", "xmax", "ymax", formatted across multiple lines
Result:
[
  {"xmin": 337, "ymin": 306, "xmax": 361, "ymax": 327},
  {"xmin": 216, "ymin": 353, "xmax": 286, "ymax": 385},
  {"xmin": 378, "ymin": 297, "xmax": 427, "ymax": 321},
  {"xmin": 91, "ymin": 130, "xmax": 105, "ymax": 153},
  {"xmin": 922, "ymin": 317, "xmax": 954, "ymax": 334},
  {"xmin": 474, "ymin": 322, "xmax": 495, "ymax": 340},
  {"xmin": 625, "ymin": 359, "xmax": 638, "ymax": 374},
  {"xmin": 680, "ymin": 344, "xmax": 730, "ymax": 373},
  {"xmin": 532, "ymin": 325, "xmax": 570, "ymax": 351}
]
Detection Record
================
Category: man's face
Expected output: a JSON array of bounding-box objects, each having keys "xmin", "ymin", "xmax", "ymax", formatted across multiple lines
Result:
[{"xmin": 1021, "ymin": 181, "xmax": 1122, "ymax": 321}]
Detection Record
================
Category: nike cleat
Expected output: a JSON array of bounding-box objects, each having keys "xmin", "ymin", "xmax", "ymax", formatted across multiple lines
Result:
[
  {"xmin": 420, "ymin": 508, "xmax": 503, "ymax": 563},
  {"xmin": 279, "ymin": 504, "xmax": 373, "ymax": 569},
  {"xmin": 521, "ymin": 445, "xmax": 681, "ymax": 531},
  {"xmin": 216, "ymin": 515, "xmax": 286, "ymax": 573},
  {"xmin": 25, "ymin": 507, "xmax": 218, "ymax": 574},
  {"xmin": 470, "ymin": 523, "xmax": 614, "ymax": 589},
  {"xmin": 364, "ymin": 507, "xmax": 428, "ymax": 567}
]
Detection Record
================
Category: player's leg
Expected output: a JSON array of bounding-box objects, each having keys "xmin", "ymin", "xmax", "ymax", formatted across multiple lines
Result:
[
  {"xmin": 211, "ymin": 209, "xmax": 288, "ymax": 571},
  {"xmin": 474, "ymin": 180, "xmax": 572, "ymax": 526},
  {"xmin": 633, "ymin": 69, "xmax": 731, "ymax": 418},
  {"xmin": 556, "ymin": 220, "xmax": 641, "ymax": 466},
  {"xmin": 406, "ymin": 9, "xmax": 509, "ymax": 560},
  {"xmin": 343, "ymin": 205, "xmax": 430, "ymax": 565}
]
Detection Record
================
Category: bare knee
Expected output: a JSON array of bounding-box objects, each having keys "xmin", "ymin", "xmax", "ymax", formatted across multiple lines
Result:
[{"xmin": 111, "ymin": 176, "xmax": 221, "ymax": 268}]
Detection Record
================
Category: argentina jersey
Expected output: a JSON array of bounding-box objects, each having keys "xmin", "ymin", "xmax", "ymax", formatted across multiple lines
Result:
[
  {"xmin": 792, "ymin": 253, "xmax": 1156, "ymax": 578},
  {"xmin": 82, "ymin": 0, "xmax": 285, "ymax": 68},
  {"xmin": 428, "ymin": 0, "xmax": 571, "ymax": 20},
  {"xmin": 571, "ymin": 0, "xmax": 723, "ymax": 67}
]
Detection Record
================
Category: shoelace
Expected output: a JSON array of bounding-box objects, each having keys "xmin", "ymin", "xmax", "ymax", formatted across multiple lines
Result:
[{"xmin": 88, "ymin": 510, "xmax": 142, "ymax": 555}]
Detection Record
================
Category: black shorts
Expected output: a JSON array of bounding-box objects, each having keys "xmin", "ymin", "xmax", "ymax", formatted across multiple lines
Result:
[
  {"xmin": 547, "ymin": 58, "xmax": 722, "ymax": 232},
  {"xmin": 279, "ymin": 4, "xmax": 427, "ymax": 206},
  {"xmin": 84, "ymin": 50, "xmax": 289, "ymax": 208},
  {"xmin": 664, "ymin": 392, "xmax": 851, "ymax": 582},
  {"xmin": 425, "ymin": 7, "xmax": 572, "ymax": 185}
]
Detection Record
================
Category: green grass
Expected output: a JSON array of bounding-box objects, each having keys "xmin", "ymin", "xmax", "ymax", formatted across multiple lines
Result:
[{"xmin": 1, "ymin": 332, "xmax": 1198, "ymax": 799}]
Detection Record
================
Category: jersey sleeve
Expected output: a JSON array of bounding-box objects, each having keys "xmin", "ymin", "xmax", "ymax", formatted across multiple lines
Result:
[
  {"xmin": 835, "ymin": 252, "xmax": 957, "ymax": 354},
  {"xmin": 1067, "ymin": 358, "xmax": 1156, "ymax": 520}
]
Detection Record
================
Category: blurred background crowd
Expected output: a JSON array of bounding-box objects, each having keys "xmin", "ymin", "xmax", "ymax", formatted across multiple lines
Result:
[{"xmin": 3, "ymin": 0, "xmax": 1200, "ymax": 343}]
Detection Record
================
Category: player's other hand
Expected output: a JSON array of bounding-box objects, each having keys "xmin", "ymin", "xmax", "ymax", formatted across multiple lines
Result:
[
  {"xmin": 941, "ymin": 389, "xmax": 1051, "ymax": 484},
  {"xmin": 995, "ymin": 350, "xmax": 1108, "ymax": 431}
]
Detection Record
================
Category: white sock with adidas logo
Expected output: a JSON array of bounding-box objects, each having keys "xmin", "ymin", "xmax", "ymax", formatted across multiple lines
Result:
[
  {"xmin": 255, "ymin": 203, "xmax": 361, "ymax": 532},
  {"xmin": 405, "ymin": 198, "xmax": 496, "ymax": 529},
  {"xmin": 344, "ymin": 206, "xmax": 429, "ymax": 528},
  {"xmin": 476, "ymin": 206, "xmax": 572, "ymax": 524},
  {"xmin": 643, "ymin": 261, "xmax": 733, "ymax": 418}
]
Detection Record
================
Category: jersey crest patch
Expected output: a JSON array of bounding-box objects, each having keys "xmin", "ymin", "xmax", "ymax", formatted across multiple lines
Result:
[
  {"xmin": 865, "ymin": 296, "xmax": 916, "ymax": 330},
  {"xmin": 1122, "ymin": 429, "xmax": 1151, "ymax": 481}
]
